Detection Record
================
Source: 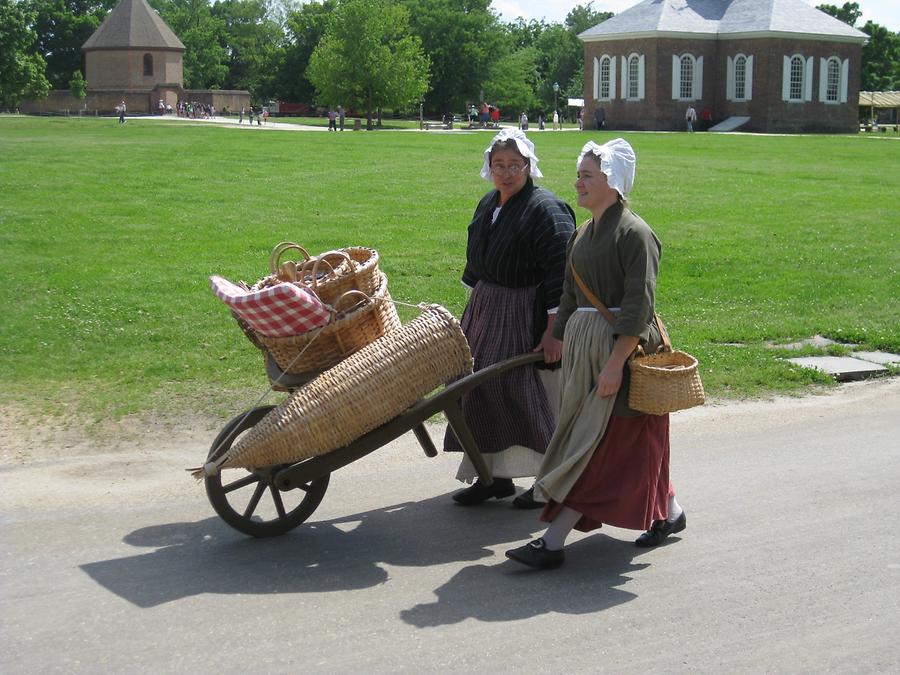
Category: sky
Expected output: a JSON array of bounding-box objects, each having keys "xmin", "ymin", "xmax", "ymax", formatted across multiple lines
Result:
[{"xmin": 492, "ymin": 0, "xmax": 900, "ymax": 33}]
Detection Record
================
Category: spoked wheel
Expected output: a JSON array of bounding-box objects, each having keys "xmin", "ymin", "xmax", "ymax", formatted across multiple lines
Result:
[{"xmin": 204, "ymin": 405, "xmax": 330, "ymax": 537}]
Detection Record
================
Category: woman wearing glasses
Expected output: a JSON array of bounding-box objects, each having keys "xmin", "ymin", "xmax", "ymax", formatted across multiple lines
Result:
[{"xmin": 445, "ymin": 129, "xmax": 576, "ymax": 507}]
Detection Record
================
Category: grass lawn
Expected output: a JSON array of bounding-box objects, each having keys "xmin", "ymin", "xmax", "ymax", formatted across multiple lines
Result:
[{"xmin": 1, "ymin": 116, "xmax": 898, "ymax": 422}]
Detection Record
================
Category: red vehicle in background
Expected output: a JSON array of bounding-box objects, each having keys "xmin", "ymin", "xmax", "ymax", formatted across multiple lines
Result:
[{"xmin": 268, "ymin": 101, "xmax": 311, "ymax": 117}]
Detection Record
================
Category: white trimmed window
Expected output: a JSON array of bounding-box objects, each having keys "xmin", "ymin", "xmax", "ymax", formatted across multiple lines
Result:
[
  {"xmin": 789, "ymin": 56, "xmax": 803, "ymax": 99},
  {"xmin": 671, "ymin": 53, "xmax": 703, "ymax": 100},
  {"xmin": 782, "ymin": 54, "xmax": 813, "ymax": 102},
  {"xmin": 593, "ymin": 54, "xmax": 616, "ymax": 101},
  {"xmin": 621, "ymin": 53, "xmax": 645, "ymax": 101},
  {"xmin": 726, "ymin": 54, "xmax": 753, "ymax": 102},
  {"xmin": 819, "ymin": 56, "xmax": 849, "ymax": 104}
]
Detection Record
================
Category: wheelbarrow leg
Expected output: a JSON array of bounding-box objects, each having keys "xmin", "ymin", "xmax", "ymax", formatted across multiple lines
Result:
[
  {"xmin": 412, "ymin": 423, "xmax": 437, "ymax": 458},
  {"xmin": 443, "ymin": 400, "xmax": 493, "ymax": 486}
]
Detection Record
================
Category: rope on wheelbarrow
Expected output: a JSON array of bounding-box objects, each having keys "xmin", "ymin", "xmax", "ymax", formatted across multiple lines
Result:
[{"xmin": 190, "ymin": 303, "xmax": 472, "ymax": 479}]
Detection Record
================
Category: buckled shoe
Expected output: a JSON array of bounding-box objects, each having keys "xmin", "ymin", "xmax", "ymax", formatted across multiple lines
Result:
[
  {"xmin": 635, "ymin": 511, "xmax": 686, "ymax": 548},
  {"xmin": 452, "ymin": 478, "xmax": 516, "ymax": 505},
  {"xmin": 505, "ymin": 538, "xmax": 565, "ymax": 569}
]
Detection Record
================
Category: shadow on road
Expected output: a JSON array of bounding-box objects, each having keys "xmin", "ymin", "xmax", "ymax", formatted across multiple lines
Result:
[{"xmin": 80, "ymin": 492, "xmax": 648, "ymax": 620}]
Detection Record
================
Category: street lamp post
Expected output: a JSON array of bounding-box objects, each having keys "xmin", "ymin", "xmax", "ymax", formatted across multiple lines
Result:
[{"xmin": 553, "ymin": 82, "xmax": 559, "ymax": 129}]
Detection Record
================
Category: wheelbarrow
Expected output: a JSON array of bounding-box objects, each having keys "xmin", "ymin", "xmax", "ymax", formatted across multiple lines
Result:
[{"xmin": 204, "ymin": 350, "xmax": 544, "ymax": 537}]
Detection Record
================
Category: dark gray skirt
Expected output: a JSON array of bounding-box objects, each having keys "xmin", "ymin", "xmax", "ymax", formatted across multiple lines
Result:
[{"xmin": 443, "ymin": 282, "xmax": 555, "ymax": 455}]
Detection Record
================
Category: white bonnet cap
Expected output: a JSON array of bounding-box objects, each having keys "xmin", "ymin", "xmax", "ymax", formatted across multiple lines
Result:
[
  {"xmin": 577, "ymin": 138, "xmax": 636, "ymax": 197},
  {"xmin": 480, "ymin": 128, "xmax": 543, "ymax": 181}
]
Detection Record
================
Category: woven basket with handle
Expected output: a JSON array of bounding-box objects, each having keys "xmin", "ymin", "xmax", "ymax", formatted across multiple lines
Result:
[
  {"xmin": 213, "ymin": 304, "xmax": 473, "ymax": 470},
  {"xmin": 628, "ymin": 345, "xmax": 705, "ymax": 415},
  {"xmin": 296, "ymin": 246, "xmax": 380, "ymax": 305},
  {"xmin": 255, "ymin": 273, "xmax": 400, "ymax": 375}
]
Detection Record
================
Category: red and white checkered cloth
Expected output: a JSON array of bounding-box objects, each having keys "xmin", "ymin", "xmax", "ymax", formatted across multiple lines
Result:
[{"xmin": 210, "ymin": 276, "xmax": 332, "ymax": 338}]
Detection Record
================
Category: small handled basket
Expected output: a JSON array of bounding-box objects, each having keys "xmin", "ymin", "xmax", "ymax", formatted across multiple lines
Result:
[
  {"xmin": 627, "ymin": 318, "xmax": 705, "ymax": 415},
  {"xmin": 254, "ymin": 273, "xmax": 401, "ymax": 375},
  {"xmin": 252, "ymin": 244, "xmax": 381, "ymax": 308},
  {"xmin": 294, "ymin": 246, "xmax": 380, "ymax": 305}
]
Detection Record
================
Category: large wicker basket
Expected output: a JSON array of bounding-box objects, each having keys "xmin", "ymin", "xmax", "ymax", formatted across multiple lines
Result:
[
  {"xmin": 254, "ymin": 273, "xmax": 400, "ymax": 375},
  {"xmin": 628, "ymin": 348, "xmax": 705, "ymax": 415},
  {"xmin": 211, "ymin": 304, "xmax": 473, "ymax": 471}
]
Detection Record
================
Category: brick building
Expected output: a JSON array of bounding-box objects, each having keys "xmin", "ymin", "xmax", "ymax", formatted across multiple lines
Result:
[
  {"xmin": 21, "ymin": 0, "xmax": 248, "ymax": 115},
  {"xmin": 580, "ymin": 0, "xmax": 868, "ymax": 133}
]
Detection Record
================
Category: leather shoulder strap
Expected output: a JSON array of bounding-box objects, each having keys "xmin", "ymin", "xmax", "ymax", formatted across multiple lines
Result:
[
  {"xmin": 570, "ymin": 220, "xmax": 619, "ymax": 326},
  {"xmin": 571, "ymin": 220, "xmax": 672, "ymax": 349}
]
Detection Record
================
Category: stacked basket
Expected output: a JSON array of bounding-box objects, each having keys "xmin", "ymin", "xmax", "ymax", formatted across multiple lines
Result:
[{"xmin": 236, "ymin": 242, "xmax": 402, "ymax": 375}]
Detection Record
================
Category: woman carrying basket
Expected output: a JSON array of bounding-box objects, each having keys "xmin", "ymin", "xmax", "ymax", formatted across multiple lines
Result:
[
  {"xmin": 505, "ymin": 138, "xmax": 686, "ymax": 570},
  {"xmin": 444, "ymin": 129, "xmax": 575, "ymax": 507}
]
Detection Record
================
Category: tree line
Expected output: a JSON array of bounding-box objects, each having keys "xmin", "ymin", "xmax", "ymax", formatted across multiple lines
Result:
[
  {"xmin": 0, "ymin": 0, "xmax": 612, "ymax": 117},
  {"xmin": 2, "ymin": 0, "xmax": 898, "ymax": 114}
]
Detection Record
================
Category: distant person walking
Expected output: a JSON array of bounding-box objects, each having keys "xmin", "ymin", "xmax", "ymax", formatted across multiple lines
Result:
[
  {"xmin": 328, "ymin": 108, "xmax": 337, "ymax": 131},
  {"xmin": 520, "ymin": 111, "xmax": 528, "ymax": 131},
  {"xmin": 553, "ymin": 109, "xmax": 560, "ymax": 131},
  {"xmin": 118, "ymin": 100, "xmax": 126, "ymax": 124},
  {"xmin": 685, "ymin": 105, "xmax": 697, "ymax": 132}
]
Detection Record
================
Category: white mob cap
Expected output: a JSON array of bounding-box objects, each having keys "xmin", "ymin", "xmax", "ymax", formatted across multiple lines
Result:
[
  {"xmin": 577, "ymin": 138, "xmax": 636, "ymax": 197},
  {"xmin": 480, "ymin": 128, "xmax": 543, "ymax": 181}
]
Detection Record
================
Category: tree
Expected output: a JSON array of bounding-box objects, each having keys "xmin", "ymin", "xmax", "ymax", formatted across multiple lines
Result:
[
  {"xmin": 69, "ymin": 68, "xmax": 86, "ymax": 100},
  {"xmin": 398, "ymin": 0, "xmax": 503, "ymax": 115},
  {"xmin": 26, "ymin": 0, "xmax": 116, "ymax": 89},
  {"xmin": 274, "ymin": 0, "xmax": 336, "ymax": 103},
  {"xmin": 816, "ymin": 2, "xmax": 862, "ymax": 27},
  {"xmin": 150, "ymin": 0, "xmax": 229, "ymax": 89},
  {"xmin": 0, "ymin": 0, "xmax": 51, "ymax": 107},
  {"xmin": 490, "ymin": 4, "xmax": 614, "ymax": 118},
  {"xmin": 212, "ymin": 0, "xmax": 285, "ymax": 99},
  {"xmin": 482, "ymin": 46, "xmax": 540, "ymax": 116},
  {"xmin": 307, "ymin": 0, "xmax": 429, "ymax": 128},
  {"xmin": 565, "ymin": 2, "xmax": 613, "ymax": 35},
  {"xmin": 860, "ymin": 20, "xmax": 900, "ymax": 91}
]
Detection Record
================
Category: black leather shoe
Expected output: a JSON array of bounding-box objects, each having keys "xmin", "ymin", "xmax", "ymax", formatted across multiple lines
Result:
[
  {"xmin": 505, "ymin": 538, "xmax": 565, "ymax": 569},
  {"xmin": 635, "ymin": 511, "xmax": 686, "ymax": 548},
  {"xmin": 452, "ymin": 478, "xmax": 515, "ymax": 505},
  {"xmin": 512, "ymin": 487, "xmax": 545, "ymax": 510}
]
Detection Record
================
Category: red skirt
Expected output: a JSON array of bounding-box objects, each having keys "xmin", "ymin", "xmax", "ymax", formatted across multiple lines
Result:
[{"xmin": 541, "ymin": 413, "xmax": 673, "ymax": 532}]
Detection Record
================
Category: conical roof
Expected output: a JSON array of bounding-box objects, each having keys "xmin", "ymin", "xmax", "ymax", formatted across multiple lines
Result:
[{"xmin": 83, "ymin": 0, "xmax": 185, "ymax": 50}]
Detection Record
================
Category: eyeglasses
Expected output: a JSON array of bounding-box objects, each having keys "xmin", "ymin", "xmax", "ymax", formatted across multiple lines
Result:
[{"xmin": 490, "ymin": 163, "xmax": 529, "ymax": 177}]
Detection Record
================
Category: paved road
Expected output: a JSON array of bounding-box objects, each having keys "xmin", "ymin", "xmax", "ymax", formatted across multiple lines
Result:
[{"xmin": 2, "ymin": 378, "xmax": 899, "ymax": 673}]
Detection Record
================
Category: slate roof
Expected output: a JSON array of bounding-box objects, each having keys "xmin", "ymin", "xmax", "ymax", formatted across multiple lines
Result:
[
  {"xmin": 580, "ymin": 0, "xmax": 868, "ymax": 42},
  {"xmin": 83, "ymin": 0, "xmax": 185, "ymax": 50}
]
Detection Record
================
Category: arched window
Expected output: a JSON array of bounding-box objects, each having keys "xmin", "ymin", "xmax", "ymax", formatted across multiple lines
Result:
[
  {"xmin": 143, "ymin": 53, "xmax": 153, "ymax": 77},
  {"xmin": 679, "ymin": 55, "xmax": 694, "ymax": 99},
  {"xmin": 789, "ymin": 56, "xmax": 804, "ymax": 100},
  {"xmin": 734, "ymin": 55, "xmax": 747, "ymax": 100},
  {"xmin": 825, "ymin": 57, "xmax": 840, "ymax": 102},
  {"xmin": 628, "ymin": 55, "xmax": 640, "ymax": 99},
  {"xmin": 600, "ymin": 56, "xmax": 611, "ymax": 99}
]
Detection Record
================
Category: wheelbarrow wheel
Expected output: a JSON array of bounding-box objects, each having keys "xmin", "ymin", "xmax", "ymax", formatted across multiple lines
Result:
[{"xmin": 205, "ymin": 405, "xmax": 330, "ymax": 537}]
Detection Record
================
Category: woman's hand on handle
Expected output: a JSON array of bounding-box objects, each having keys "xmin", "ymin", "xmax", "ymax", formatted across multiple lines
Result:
[{"xmin": 533, "ymin": 313, "xmax": 562, "ymax": 363}]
